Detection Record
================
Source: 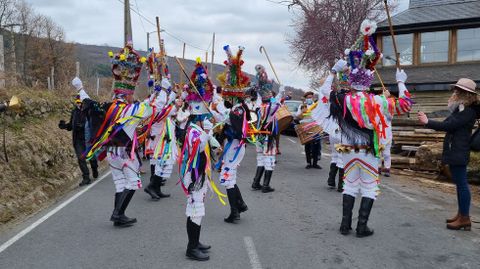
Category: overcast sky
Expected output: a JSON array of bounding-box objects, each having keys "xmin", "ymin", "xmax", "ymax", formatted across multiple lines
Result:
[{"xmin": 26, "ymin": 0, "xmax": 409, "ymax": 90}]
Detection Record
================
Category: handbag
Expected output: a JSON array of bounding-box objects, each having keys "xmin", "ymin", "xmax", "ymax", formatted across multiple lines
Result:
[{"xmin": 471, "ymin": 121, "xmax": 480, "ymax": 151}]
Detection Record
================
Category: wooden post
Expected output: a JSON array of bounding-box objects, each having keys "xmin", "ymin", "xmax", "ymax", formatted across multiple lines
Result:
[
  {"xmin": 75, "ymin": 61, "xmax": 80, "ymax": 77},
  {"xmin": 47, "ymin": 77, "xmax": 51, "ymax": 90},
  {"xmin": 51, "ymin": 67, "xmax": 55, "ymax": 90},
  {"xmin": 181, "ymin": 43, "xmax": 186, "ymax": 85},
  {"xmin": 9, "ymin": 26, "xmax": 17, "ymax": 86},
  {"xmin": 0, "ymin": 35, "xmax": 5, "ymax": 89},
  {"xmin": 205, "ymin": 52, "xmax": 208, "ymax": 67},
  {"xmin": 96, "ymin": 72, "xmax": 99, "ymax": 96},
  {"xmin": 147, "ymin": 32, "xmax": 150, "ymax": 50},
  {"xmin": 210, "ymin": 33, "xmax": 215, "ymax": 73},
  {"xmin": 124, "ymin": 0, "xmax": 132, "ymax": 46}
]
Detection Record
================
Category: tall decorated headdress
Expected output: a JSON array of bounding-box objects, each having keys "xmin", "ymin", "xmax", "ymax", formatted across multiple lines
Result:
[
  {"xmin": 344, "ymin": 19, "xmax": 382, "ymax": 91},
  {"xmin": 109, "ymin": 42, "xmax": 146, "ymax": 95},
  {"xmin": 146, "ymin": 45, "xmax": 172, "ymax": 92},
  {"xmin": 186, "ymin": 58, "xmax": 214, "ymax": 115},
  {"xmin": 254, "ymin": 64, "xmax": 273, "ymax": 101},
  {"xmin": 217, "ymin": 45, "xmax": 251, "ymax": 101}
]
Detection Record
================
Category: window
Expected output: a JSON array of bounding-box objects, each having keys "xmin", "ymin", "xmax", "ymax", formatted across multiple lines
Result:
[
  {"xmin": 420, "ymin": 31, "xmax": 449, "ymax": 63},
  {"xmin": 382, "ymin": 34, "xmax": 413, "ymax": 66},
  {"xmin": 457, "ymin": 28, "xmax": 480, "ymax": 62}
]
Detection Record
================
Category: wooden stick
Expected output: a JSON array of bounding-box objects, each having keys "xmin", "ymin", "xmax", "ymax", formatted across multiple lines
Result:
[
  {"xmin": 174, "ymin": 56, "xmax": 213, "ymax": 116},
  {"xmin": 373, "ymin": 67, "xmax": 387, "ymax": 92},
  {"xmin": 384, "ymin": 0, "xmax": 400, "ymax": 68},
  {"xmin": 181, "ymin": 43, "xmax": 186, "ymax": 85},
  {"xmin": 259, "ymin": 46, "xmax": 281, "ymax": 85}
]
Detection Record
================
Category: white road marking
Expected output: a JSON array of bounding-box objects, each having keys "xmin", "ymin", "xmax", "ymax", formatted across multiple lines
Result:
[
  {"xmin": 0, "ymin": 172, "xmax": 111, "ymax": 254},
  {"xmin": 287, "ymin": 138, "xmax": 297, "ymax": 144},
  {"xmin": 323, "ymin": 153, "xmax": 331, "ymax": 157},
  {"xmin": 301, "ymin": 152, "xmax": 305, "ymax": 155},
  {"xmin": 382, "ymin": 184, "xmax": 417, "ymax": 202},
  {"xmin": 244, "ymin": 236, "xmax": 262, "ymax": 269}
]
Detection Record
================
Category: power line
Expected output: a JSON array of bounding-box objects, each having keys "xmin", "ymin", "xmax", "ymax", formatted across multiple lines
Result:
[{"xmin": 116, "ymin": 0, "xmax": 209, "ymax": 52}]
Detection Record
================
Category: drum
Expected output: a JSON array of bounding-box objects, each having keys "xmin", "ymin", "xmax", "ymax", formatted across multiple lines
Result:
[
  {"xmin": 295, "ymin": 122, "xmax": 323, "ymax": 145},
  {"xmin": 275, "ymin": 105, "xmax": 293, "ymax": 133}
]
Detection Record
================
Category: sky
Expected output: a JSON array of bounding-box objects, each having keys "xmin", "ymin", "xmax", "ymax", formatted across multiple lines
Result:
[{"xmin": 26, "ymin": 0, "xmax": 409, "ymax": 90}]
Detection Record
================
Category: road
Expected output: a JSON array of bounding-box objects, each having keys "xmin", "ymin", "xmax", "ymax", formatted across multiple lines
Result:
[{"xmin": 0, "ymin": 136, "xmax": 479, "ymax": 269}]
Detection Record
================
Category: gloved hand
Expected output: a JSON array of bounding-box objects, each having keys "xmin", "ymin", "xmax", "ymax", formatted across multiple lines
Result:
[
  {"xmin": 58, "ymin": 120, "xmax": 66, "ymax": 129},
  {"xmin": 331, "ymin": 59, "xmax": 348, "ymax": 73},
  {"xmin": 396, "ymin": 68, "xmax": 408, "ymax": 83}
]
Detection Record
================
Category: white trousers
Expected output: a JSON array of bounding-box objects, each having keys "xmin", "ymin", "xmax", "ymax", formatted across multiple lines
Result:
[
  {"xmin": 329, "ymin": 135, "xmax": 344, "ymax": 168},
  {"xmin": 381, "ymin": 139, "xmax": 392, "ymax": 169},
  {"xmin": 342, "ymin": 151, "xmax": 379, "ymax": 200},
  {"xmin": 185, "ymin": 182, "xmax": 208, "ymax": 220},
  {"xmin": 107, "ymin": 147, "xmax": 142, "ymax": 193},
  {"xmin": 255, "ymin": 141, "xmax": 275, "ymax": 171},
  {"xmin": 219, "ymin": 139, "xmax": 245, "ymax": 189}
]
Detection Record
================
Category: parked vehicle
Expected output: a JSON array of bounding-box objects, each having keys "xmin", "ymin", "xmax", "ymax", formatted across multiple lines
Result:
[{"xmin": 282, "ymin": 100, "xmax": 302, "ymax": 136}]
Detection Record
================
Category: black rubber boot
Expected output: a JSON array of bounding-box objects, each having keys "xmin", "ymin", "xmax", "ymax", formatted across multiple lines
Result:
[
  {"xmin": 337, "ymin": 168, "xmax": 345, "ymax": 193},
  {"xmin": 91, "ymin": 161, "xmax": 99, "ymax": 179},
  {"xmin": 234, "ymin": 184, "xmax": 248, "ymax": 213},
  {"xmin": 340, "ymin": 194, "xmax": 355, "ymax": 235},
  {"xmin": 224, "ymin": 188, "xmax": 240, "ymax": 223},
  {"xmin": 197, "ymin": 224, "xmax": 211, "ymax": 253},
  {"xmin": 79, "ymin": 175, "xmax": 91, "ymax": 186},
  {"xmin": 356, "ymin": 197, "xmax": 375, "ymax": 238},
  {"xmin": 262, "ymin": 170, "xmax": 275, "ymax": 193},
  {"xmin": 327, "ymin": 163, "xmax": 338, "ymax": 188},
  {"xmin": 251, "ymin": 166, "xmax": 264, "ymax": 190},
  {"xmin": 144, "ymin": 165, "xmax": 160, "ymax": 200},
  {"xmin": 154, "ymin": 176, "xmax": 170, "ymax": 198},
  {"xmin": 186, "ymin": 218, "xmax": 209, "ymax": 261},
  {"xmin": 110, "ymin": 190, "xmax": 137, "ymax": 227}
]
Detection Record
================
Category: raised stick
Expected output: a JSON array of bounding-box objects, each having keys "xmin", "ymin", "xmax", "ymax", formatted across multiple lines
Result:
[
  {"xmin": 259, "ymin": 46, "xmax": 281, "ymax": 85},
  {"xmin": 384, "ymin": 0, "xmax": 400, "ymax": 68}
]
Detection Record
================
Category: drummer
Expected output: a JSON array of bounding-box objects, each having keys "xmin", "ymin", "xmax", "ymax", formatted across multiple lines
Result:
[{"xmin": 295, "ymin": 91, "xmax": 322, "ymax": 169}]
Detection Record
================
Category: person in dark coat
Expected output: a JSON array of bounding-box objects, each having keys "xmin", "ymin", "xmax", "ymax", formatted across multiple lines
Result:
[
  {"xmin": 59, "ymin": 92, "xmax": 99, "ymax": 186},
  {"xmin": 418, "ymin": 78, "xmax": 479, "ymax": 231}
]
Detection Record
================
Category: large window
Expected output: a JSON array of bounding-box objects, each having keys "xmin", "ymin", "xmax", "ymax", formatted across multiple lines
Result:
[
  {"xmin": 382, "ymin": 34, "xmax": 413, "ymax": 66},
  {"xmin": 420, "ymin": 31, "xmax": 449, "ymax": 63},
  {"xmin": 457, "ymin": 28, "xmax": 480, "ymax": 62}
]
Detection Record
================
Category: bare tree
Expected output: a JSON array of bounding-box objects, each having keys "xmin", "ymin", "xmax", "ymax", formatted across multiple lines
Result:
[
  {"xmin": 0, "ymin": 0, "xmax": 15, "ymax": 27},
  {"xmin": 278, "ymin": 0, "xmax": 396, "ymax": 85}
]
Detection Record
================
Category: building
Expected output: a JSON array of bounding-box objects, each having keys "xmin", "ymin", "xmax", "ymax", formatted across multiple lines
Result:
[{"xmin": 375, "ymin": 0, "xmax": 480, "ymax": 92}]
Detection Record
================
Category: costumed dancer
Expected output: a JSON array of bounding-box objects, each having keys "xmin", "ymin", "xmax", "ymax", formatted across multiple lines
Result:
[
  {"xmin": 379, "ymin": 95, "xmax": 393, "ymax": 177},
  {"xmin": 85, "ymin": 43, "xmax": 157, "ymax": 227},
  {"xmin": 215, "ymin": 45, "xmax": 251, "ymax": 223},
  {"xmin": 58, "ymin": 78, "xmax": 99, "ymax": 186},
  {"xmin": 295, "ymin": 91, "xmax": 322, "ymax": 169},
  {"xmin": 251, "ymin": 64, "xmax": 285, "ymax": 193},
  {"xmin": 312, "ymin": 20, "xmax": 413, "ymax": 237},
  {"xmin": 143, "ymin": 48, "xmax": 176, "ymax": 200},
  {"xmin": 179, "ymin": 58, "xmax": 225, "ymax": 261}
]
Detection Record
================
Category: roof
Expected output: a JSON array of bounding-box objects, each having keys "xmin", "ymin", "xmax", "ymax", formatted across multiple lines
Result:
[
  {"xmin": 374, "ymin": 62, "xmax": 480, "ymax": 90},
  {"xmin": 377, "ymin": 0, "xmax": 480, "ymax": 31}
]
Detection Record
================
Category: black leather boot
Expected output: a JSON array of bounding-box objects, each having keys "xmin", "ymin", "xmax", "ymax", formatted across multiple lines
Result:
[
  {"xmin": 144, "ymin": 165, "xmax": 160, "ymax": 200},
  {"xmin": 356, "ymin": 197, "xmax": 375, "ymax": 238},
  {"xmin": 251, "ymin": 166, "xmax": 264, "ymax": 190},
  {"xmin": 110, "ymin": 190, "xmax": 137, "ymax": 227},
  {"xmin": 339, "ymin": 194, "xmax": 355, "ymax": 235},
  {"xmin": 234, "ymin": 184, "xmax": 248, "ymax": 213},
  {"xmin": 79, "ymin": 175, "xmax": 91, "ymax": 186},
  {"xmin": 337, "ymin": 168, "xmax": 344, "ymax": 193},
  {"xmin": 327, "ymin": 163, "xmax": 338, "ymax": 188},
  {"xmin": 154, "ymin": 176, "xmax": 170, "ymax": 198},
  {"xmin": 224, "ymin": 188, "xmax": 240, "ymax": 223},
  {"xmin": 186, "ymin": 218, "xmax": 209, "ymax": 261},
  {"xmin": 262, "ymin": 170, "xmax": 275, "ymax": 193}
]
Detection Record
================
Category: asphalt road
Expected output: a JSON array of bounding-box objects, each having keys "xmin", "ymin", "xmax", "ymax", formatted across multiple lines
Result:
[{"xmin": 0, "ymin": 136, "xmax": 479, "ymax": 269}]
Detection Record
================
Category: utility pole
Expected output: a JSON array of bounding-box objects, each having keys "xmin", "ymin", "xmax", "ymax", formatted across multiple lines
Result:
[
  {"xmin": 51, "ymin": 67, "xmax": 55, "ymax": 90},
  {"xmin": 210, "ymin": 33, "xmax": 215, "ymax": 73},
  {"xmin": 124, "ymin": 0, "xmax": 132, "ymax": 46},
  {"xmin": 75, "ymin": 62, "xmax": 80, "ymax": 77},
  {"xmin": 9, "ymin": 25, "xmax": 17, "ymax": 86},
  {"xmin": 146, "ymin": 32, "xmax": 150, "ymax": 50}
]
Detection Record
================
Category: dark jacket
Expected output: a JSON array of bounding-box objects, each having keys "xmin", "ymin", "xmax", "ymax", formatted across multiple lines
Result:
[
  {"xmin": 61, "ymin": 106, "xmax": 88, "ymax": 145},
  {"xmin": 426, "ymin": 106, "xmax": 477, "ymax": 166}
]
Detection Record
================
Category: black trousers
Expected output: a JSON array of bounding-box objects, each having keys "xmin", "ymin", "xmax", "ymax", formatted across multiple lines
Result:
[
  {"xmin": 305, "ymin": 140, "xmax": 321, "ymax": 165},
  {"xmin": 73, "ymin": 139, "xmax": 98, "ymax": 178}
]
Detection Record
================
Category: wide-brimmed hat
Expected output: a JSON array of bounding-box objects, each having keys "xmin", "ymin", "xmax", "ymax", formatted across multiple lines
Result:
[{"xmin": 451, "ymin": 78, "xmax": 478, "ymax": 94}]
